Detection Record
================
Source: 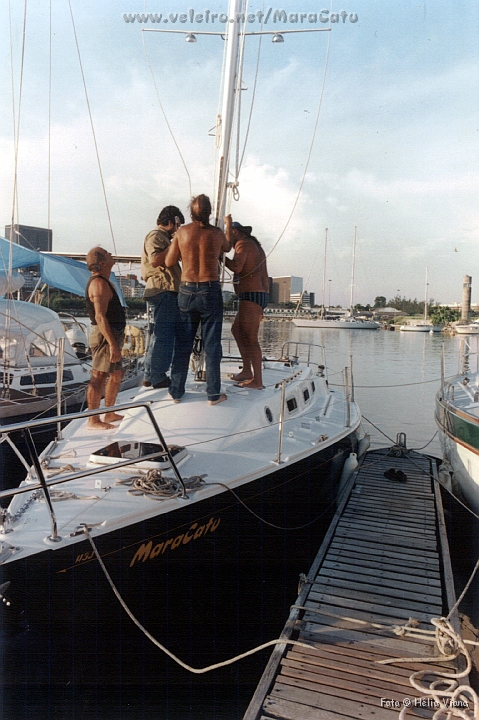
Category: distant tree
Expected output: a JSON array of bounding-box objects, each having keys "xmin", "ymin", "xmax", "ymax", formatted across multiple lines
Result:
[
  {"xmin": 125, "ymin": 298, "xmax": 147, "ymax": 312},
  {"xmin": 374, "ymin": 296, "xmax": 387, "ymax": 308},
  {"xmin": 429, "ymin": 306, "xmax": 460, "ymax": 325},
  {"xmin": 45, "ymin": 293, "xmax": 85, "ymax": 312}
]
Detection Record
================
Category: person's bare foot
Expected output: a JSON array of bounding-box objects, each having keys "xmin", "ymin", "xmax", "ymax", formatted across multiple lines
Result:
[
  {"xmin": 231, "ymin": 371, "xmax": 253, "ymax": 382},
  {"xmin": 103, "ymin": 412, "xmax": 124, "ymax": 423},
  {"xmin": 237, "ymin": 379, "xmax": 265, "ymax": 389},
  {"xmin": 208, "ymin": 394, "xmax": 227, "ymax": 406},
  {"xmin": 87, "ymin": 419, "xmax": 116, "ymax": 430}
]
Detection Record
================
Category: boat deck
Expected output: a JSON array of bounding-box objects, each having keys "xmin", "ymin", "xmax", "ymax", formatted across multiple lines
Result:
[{"xmin": 244, "ymin": 446, "xmax": 472, "ymax": 719}]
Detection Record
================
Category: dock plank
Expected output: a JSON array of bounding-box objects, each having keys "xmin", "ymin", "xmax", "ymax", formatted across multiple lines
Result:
[
  {"xmin": 321, "ymin": 559, "xmax": 442, "ymax": 587},
  {"xmin": 316, "ymin": 568, "xmax": 443, "ymax": 597}
]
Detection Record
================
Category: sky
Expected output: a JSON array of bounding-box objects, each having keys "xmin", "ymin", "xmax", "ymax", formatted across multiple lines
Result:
[{"xmin": 0, "ymin": 0, "xmax": 478, "ymax": 307}]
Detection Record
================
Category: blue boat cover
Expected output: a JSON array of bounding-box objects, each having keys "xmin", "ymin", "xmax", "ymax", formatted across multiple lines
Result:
[{"xmin": 0, "ymin": 237, "xmax": 126, "ymax": 306}]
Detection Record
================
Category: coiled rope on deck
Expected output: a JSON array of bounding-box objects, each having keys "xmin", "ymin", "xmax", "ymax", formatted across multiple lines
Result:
[{"xmin": 116, "ymin": 469, "xmax": 204, "ymax": 500}]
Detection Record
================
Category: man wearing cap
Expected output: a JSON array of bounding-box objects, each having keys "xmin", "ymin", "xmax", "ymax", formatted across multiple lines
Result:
[
  {"xmin": 141, "ymin": 205, "xmax": 185, "ymax": 389},
  {"xmin": 85, "ymin": 246, "xmax": 126, "ymax": 429},
  {"xmin": 224, "ymin": 221, "xmax": 269, "ymax": 390},
  {"xmin": 165, "ymin": 195, "xmax": 230, "ymax": 405}
]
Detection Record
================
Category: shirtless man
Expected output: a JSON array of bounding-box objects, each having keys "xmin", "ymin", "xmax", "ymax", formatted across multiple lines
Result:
[
  {"xmin": 224, "ymin": 221, "xmax": 269, "ymax": 389},
  {"xmin": 165, "ymin": 194, "xmax": 230, "ymax": 405},
  {"xmin": 85, "ymin": 246, "xmax": 126, "ymax": 429}
]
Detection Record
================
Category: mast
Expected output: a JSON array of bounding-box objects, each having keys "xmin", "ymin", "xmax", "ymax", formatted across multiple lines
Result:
[
  {"xmin": 213, "ymin": 0, "xmax": 245, "ymax": 228},
  {"xmin": 424, "ymin": 266, "xmax": 429, "ymax": 322},
  {"xmin": 320, "ymin": 228, "xmax": 328, "ymax": 318},
  {"xmin": 350, "ymin": 226, "xmax": 357, "ymax": 316}
]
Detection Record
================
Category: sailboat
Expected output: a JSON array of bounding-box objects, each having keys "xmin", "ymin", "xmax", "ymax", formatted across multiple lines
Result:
[
  {"xmin": 0, "ymin": 239, "xmax": 144, "ymax": 421},
  {"xmin": 293, "ymin": 227, "xmax": 379, "ymax": 329},
  {"xmin": 399, "ymin": 267, "xmax": 443, "ymax": 332},
  {"xmin": 0, "ymin": 1, "xmax": 361, "ymax": 709},
  {"xmin": 435, "ymin": 339, "xmax": 479, "ymax": 514}
]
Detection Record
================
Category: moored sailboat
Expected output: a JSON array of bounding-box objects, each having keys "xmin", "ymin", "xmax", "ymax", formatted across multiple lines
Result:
[
  {"xmin": 0, "ymin": 1, "xmax": 362, "ymax": 712},
  {"xmin": 0, "ymin": 241, "xmax": 144, "ymax": 421},
  {"xmin": 293, "ymin": 227, "xmax": 379, "ymax": 330},
  {"xmin": 436, "ymin": 337, "xmax": 479, "ymax": 515},
  {"xmin": 400, "ymin": 267, "xmax": 443, "ymax": 332}
]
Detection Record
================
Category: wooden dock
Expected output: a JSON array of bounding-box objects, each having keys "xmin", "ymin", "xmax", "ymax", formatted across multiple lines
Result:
[{"xmin": 244, "ymin": 445, "xmax": 472, "ymax": 720}]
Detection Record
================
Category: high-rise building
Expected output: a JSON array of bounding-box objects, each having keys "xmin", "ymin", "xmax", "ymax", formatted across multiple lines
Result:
[
  {"xmin": 290, "ymin": 291, "xmax": 315, "ymax": 307},
  {"xmin": 270, "ymin": 276, "xmax": 303, "ymax": 304},
  {"xmin": 4, "ymin": 224, "xmax": 53, "ymax": 252}
]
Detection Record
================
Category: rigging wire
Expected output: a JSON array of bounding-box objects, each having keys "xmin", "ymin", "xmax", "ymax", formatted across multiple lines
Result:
[
  {"xmin": 47, "ymin": 0, "xmax": 52, "ymax": 232},
  {"xmin": 230, "ymin": 18, "xmax": 333, "ymax": 283},
  {"xmin": 67, "ymin": 0, "xmax": 119, "ymax": 266},
  {"xmin": 237, "ymin": 4, "xmax": 264, "ymax": 174},
  {"xmin": 330, "ymin": 374, "xmax": 448, "ymax": 388},
  {"xmin": 9, "ymin": 0, "xmax": 29, "ymax": 268},
  {"xmin": 265, "ymin": 21, "xmax": 332, "ymax": 261},
  {"xmin": 141, "ymin": 31, "xmax": 192, "ymax": 199}
]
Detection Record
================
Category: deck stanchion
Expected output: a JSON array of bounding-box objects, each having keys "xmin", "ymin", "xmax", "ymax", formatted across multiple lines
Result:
[
  {"xmin": 349, "ymin": 353, "xmax": 354, "ymax": 403},
  {"xmin": 441, "ymin": 344, "xmax": 445, "ymax": 395},
  {"xmin": 143, "ymin": 404, "xmax": 188, "ymax": 499},
  {"xmin": 276, "ymin": 379, "xmax": 286, "ymax": 464},
  {"xmin": 56, "ymin": 337, "xmax": 65, "ymax": 440},
  {"xmin": 344, "ymin": 366, "xmax": 351, "ymax": 428},
  {"xmin": 23, "ymin": 428, "xmax": 61, "ymax": 542}
]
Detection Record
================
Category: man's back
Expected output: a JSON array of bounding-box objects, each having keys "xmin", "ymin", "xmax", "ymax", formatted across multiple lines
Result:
[
  {"xmin": 174, "ymin": 221, "xmax": 229, "ymax": 282},
  {"xmin": 233, "ymin": 238, "xmax": 269, "ymax": 294}
]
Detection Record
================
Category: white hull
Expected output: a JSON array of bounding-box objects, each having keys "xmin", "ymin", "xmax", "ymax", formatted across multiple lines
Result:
[
  {"xmin": 436, "ymin": 366, "xmax": 479, "ymax": 515},
  {"xmin": 293, "ymin": 318, "xmax": 379, "ymax": 330},
  {"xmin": 438, "ymin": 431, "xmax": 479, "ymax": 516},
  {"xmin": 455, "ymin": 325, "xmax": 479, "ymax": 335},
  {"xmin": 400, "ymin": 324, "xmax": 443, "ymax": 332}
]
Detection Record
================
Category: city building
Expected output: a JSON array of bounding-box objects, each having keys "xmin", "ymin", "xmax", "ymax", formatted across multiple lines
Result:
[
  {"xmin": 270, "ymin": 276, "xmax": 303, "ymax": 304},
  {"xmin": 290, "ymin": 291, "xmax": 315, "ymax": 308},
  {"xmin": 118, "ymin": 274, "xmax": 145, "ymax": 299},
  {"xmin": 4, "ymin": 224, "xmax": 52, "ymax": 252}
]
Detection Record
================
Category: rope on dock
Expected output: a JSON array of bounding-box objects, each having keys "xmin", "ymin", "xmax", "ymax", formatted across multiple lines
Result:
[{"xmin": 377, "ymin": 618, "xmax": 479, "ymax": 720}]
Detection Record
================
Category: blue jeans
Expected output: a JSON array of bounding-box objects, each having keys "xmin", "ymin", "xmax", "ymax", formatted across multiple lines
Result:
[
  {"xmin": 170, "ymin": 282, "xmax": 224, "ymax": 401},
  {"xmin": 144, "ymin": 291, "xmax": 179, "ymax": 385}
]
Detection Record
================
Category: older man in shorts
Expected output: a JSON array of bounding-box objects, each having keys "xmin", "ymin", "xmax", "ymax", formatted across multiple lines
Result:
[{"xmin": 85, "ymin": 246, "xmax": 126, "ymax": 429}]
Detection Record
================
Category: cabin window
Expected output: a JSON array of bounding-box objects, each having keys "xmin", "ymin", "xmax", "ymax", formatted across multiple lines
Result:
[
  {"xmin": 287, "ymin": 397, "xmax": 298, "ymax": 413},
  {"xmin": 265, "ymin": 407, "xmax": 273, "ymax": 423},
  {"xmin": 29, "ymin": 343, "xmax": 49, "ymax": 357},
  {"xmin": 20, "ymin": 370, "xmax": 74, "ymax": 386},
  {"xmin": 303, "ymin": 388, "xmax": 310, "ymax": 402},
  {"xmin": 311, "ymin": 381, "xmax": 316, "ymax": 394}
]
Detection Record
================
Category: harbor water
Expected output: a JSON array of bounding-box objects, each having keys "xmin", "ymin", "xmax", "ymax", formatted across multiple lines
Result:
[
  {"xmin": 236, "ymin": 319, "xmax": 460, "ymax": 457},
  {"xmin": 2, "ymin": 321, "xmax": 478, "ymax": 719}
]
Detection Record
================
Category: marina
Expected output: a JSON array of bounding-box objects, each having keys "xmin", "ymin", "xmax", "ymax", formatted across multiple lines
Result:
[
  {"xmin": 1, "ymin": 322, "xmax": 479, "ymax": 718},
  {"xmin": 0, "ymin": 331, "xmax": 360, "ymax": 719},
  {"xmin": 0, "ymin": 0, "xmax": 478, "ymax": 717}
]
